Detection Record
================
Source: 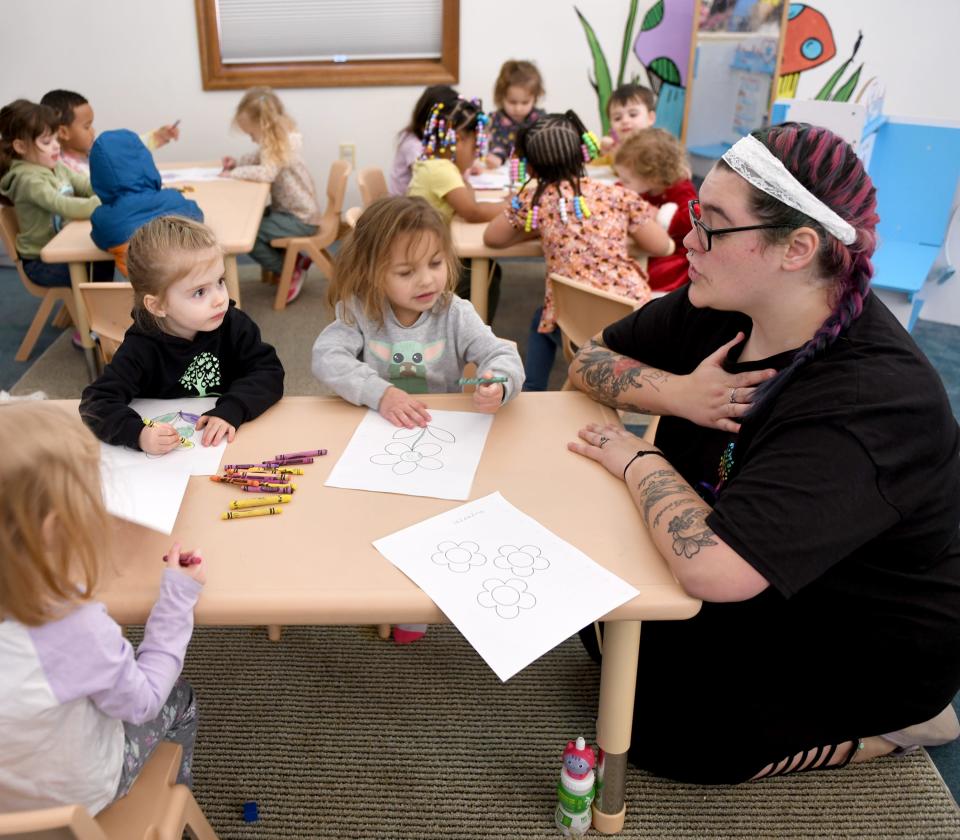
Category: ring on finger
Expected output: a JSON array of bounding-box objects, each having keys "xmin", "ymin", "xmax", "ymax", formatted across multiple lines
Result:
[
  {"xmin": 729, "ymin": 388, "xmax": 738, "ymax": 404},
  {"xmin": 599, "ymin": 435, "xmax": 610, "ymax": 448}
]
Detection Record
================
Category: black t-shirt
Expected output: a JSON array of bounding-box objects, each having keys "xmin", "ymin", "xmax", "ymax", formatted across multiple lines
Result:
[{"xmin": 603, "ymin": 289, "xmax": 960, "ymax": 677}]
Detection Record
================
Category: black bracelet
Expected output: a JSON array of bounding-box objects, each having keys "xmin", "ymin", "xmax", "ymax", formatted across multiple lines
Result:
[{"xmin": 623, "ymin": 449, "xmax": 663, "ymax": 481}]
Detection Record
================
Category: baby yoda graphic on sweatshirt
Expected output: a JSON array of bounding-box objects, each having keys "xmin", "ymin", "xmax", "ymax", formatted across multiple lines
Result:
[{"xmin": 311, "ymin": 296, "xmax": 525, "ymax": 409}]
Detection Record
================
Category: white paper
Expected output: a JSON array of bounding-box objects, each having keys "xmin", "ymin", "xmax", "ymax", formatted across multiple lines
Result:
[
  {"xmin": 100, "ymin": 459, "xmax": 191, "ymax": 535},
  {"xmin": 159, "ymin": 167, "xmax": 225, "ymax": 183},
  {"xmin": 373, "ymin": 492, "xmax": 639, "ymax": 681},
  {"xmin": 586, "ymin": 164, "xmax": 619, "ymax": 185},
  {"xmin": 467, "ymin": 167, "xmax": 511, "ymax": 189},
  {"xmin": 325, "ymin": 409, "xmax": 493, "ymax": 500},
  {"xmin": 98, "ymin": 398, "xmax": 226, "ymax": 533}
]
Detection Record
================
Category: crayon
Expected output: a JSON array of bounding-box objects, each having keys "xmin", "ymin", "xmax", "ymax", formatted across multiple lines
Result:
[
  {"xmin": 232, "ymin": 467, "xmax": 283, "ymax": 474},
  {"xmin": 457, "ymin": 376, "xmax": 509, "ymax": 385},
  {"xmin": 263, "ymin": 457, "xmax": 314, "ymax": 466},
  {"xmin": 222, "ymin": 507, "xmax": 283, "ymax": 520},
  {"xmin": 274, "ymin": 449, "xmax": 327, "ymax": 459},
  {"xmin": 272, "ymin": 467, "xmax": 304, "ymax": 475},
  {"xmin": 258, "ymin": 481, "xmax": 296, "ymax": 491},
  {"xmin": 142, "ymin": 417, "xmax": 189, "ymax": 446},
  {"xmin": 224, "ymin": 463, "xmax": 258, "ymax": 470},
  {"xmin": 224, "ymin": 471, "xmax": 288, "ymax": 483},
  {"xmin": 161, "ymin": 550, "xmax": 202, "ymax": 567},
  {"xmin": 210, "ymin": 475, "xmax": 262, "ymax": 487},
  {"xmin": 241, "ymin": 484, "xmax": 294, "ymax": 494},
  {"xmin": 230, "ymin": 496, "xmax": 291, "ymax": 510},
  {"xmin": 171, "ymin": 119, "xmax": 181, "ymax": 129}
]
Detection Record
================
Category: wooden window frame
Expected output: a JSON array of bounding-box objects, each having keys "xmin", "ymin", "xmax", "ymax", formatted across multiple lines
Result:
[{"xmin": 195, "ymin": 0, "xmax": 459, "ymax": 90}]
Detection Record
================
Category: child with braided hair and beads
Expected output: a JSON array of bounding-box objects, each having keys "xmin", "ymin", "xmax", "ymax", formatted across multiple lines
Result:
[
  {"xmin": 407, "ymin": 91, "xmax": 509, "ymax": 321},
  {"xmin": 483, "ymin": 110, "xmax": 674, "ymax": 390}
]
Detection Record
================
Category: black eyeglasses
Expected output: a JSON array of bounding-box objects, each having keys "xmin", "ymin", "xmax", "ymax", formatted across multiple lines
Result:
[{"xmin": 688, "ymin": 199, "xmax": 790, "ymax": 252}]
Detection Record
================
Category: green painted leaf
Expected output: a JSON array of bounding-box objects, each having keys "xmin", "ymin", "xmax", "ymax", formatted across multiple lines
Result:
[
  {"xmin": 641, "ymin": 0, "xmax": 664, "ymax": 31},
  {"xmin": 618, "ymin": 0, "xmax": 641, "ymax": 87},
  {"xmin": 832, "ymin": 64, "xmax": 862, "ymax": 102},
  {"xmin": 648, "ymin": 56, "xmax": 681, "ymax": 86},
  {"xmin": 814, "ymin": 59, "xmax": 849, "ymax": 100},
  {"xmin": 576, "ymin": 6, "xmax": 614, "ymax": 134}
]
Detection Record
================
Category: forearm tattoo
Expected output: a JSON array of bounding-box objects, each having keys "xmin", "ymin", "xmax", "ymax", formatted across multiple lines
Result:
[
  {"xmin": 666, "ymin": 507, "xmax": 717, "ymax": 558},
  {"xmin": 633, "ymin": 468, "xmax": 717, "ymax": 559},
  {"xmin": 573, "ymin": 340, "xmax": 669, "ymax": 412}
]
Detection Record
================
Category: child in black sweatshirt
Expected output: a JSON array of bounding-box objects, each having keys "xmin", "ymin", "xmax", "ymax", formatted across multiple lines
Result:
[{"xmin": 80, "ymin": 215, "xmax": 283, "ymax": 453}]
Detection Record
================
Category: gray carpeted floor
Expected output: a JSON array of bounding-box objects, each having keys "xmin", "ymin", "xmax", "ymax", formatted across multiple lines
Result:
[{"xmin": 174, "ymin": 623, "xmax": 960, "ymax": 840}]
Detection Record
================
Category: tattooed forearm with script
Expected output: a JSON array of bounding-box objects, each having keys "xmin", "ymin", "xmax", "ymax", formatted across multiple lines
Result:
[{"xmin": 568, "ymin": 338, "xmax": 671, "ymax": 413}]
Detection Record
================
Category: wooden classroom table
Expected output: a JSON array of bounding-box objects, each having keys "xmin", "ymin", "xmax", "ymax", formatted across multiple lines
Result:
[
  {"xmin": 39, "ymin": 164, "xmax": 270, "ymax": 380},
  {"xmin": 82, "ymin": 391, "xmax": 700, "ymax": 833}
]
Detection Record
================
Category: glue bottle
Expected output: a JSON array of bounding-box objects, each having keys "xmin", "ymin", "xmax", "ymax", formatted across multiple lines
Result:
[{"xmin": 555, "ymin": 736, "xmax": 596, "ymax": 836}]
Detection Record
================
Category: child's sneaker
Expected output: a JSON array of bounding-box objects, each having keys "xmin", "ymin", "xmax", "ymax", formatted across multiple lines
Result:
[
  {"xmin": 393, "ymin": 624, "xmax": 427, "ymax": 645},
  {"xmin": 285, "ymin": 254, "xmax": 311, "ymax": 304}
]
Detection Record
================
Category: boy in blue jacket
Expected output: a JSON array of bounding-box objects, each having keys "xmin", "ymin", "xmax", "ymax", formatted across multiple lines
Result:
[{"xmin": 90, "ymin": 130, "xmax": 202, "ymax": 274}]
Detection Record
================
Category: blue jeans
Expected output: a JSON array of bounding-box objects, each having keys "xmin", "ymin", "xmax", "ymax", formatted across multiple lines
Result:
[
  {"xmin": 523, "ymin": 306, "xmax": 563, "ymax": 391},
  {"xmin": 21, "ymin": 258, "xmax": 115, "ymax": 287},
  {"xmin": 250, "ymin": 210, "xmax": 318, "ymax": 273}
]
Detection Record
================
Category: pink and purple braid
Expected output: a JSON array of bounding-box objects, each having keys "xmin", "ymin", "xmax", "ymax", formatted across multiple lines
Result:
[{"xmin": 718, "ymin": 122, "xmax": 880, "ymax": 412}]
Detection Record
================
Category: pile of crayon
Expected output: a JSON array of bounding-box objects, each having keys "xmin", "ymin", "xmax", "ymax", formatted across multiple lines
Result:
[{"xmin": 210, "ymin": 449, "xmax": 326, "ymax": 521}]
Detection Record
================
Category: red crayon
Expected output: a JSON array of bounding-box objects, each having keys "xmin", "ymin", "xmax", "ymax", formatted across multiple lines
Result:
[
  {"xmin": 274, "ymin": 449, "xmax": 327, "ymax": 459},
  {"xmin": 161, "ymin": 551, "xmax": 202, "ymax": 567}
]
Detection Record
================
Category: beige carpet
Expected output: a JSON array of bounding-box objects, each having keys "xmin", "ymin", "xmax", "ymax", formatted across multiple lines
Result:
[
  {"xmin": 11, "ymin": 260, "xmax": 565, "ymax": 398},
  {"xmin": 173, "ymin": 624, "xmax": 960, "ymax": 840}
]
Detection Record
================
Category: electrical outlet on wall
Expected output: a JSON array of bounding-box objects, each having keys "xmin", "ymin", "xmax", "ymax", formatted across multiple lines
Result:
[{"xmin": 339, "ymin": 143, "xmax": 356, "ymax": 167}]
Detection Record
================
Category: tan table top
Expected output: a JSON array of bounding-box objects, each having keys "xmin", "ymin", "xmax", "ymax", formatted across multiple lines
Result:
[
  {"xmin": 40, "ymin": 170, "xmax": 270, "ymax": 263},
  {"xmin": 450, "ymin": 217, "xmax": 543, "ymax": 260},
  {"xmin": 77, "ymin": 393, "xmax": 698, "ymax": 627}
]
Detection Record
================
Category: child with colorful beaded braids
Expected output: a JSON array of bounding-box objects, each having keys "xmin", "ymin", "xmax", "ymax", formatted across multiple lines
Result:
[
  {"xmin": 390, "ymin": 84, "xmax": 458, "ymax": 196},
  {"xmin": 484, "ymin": 60, "xmax": 546, "ymax": 169},
  {"xmin": 483, "ymin": 110, "xmax": 674, "ymax": 390},
  {"xmin": 407, "ymin": 91, "xmax": 509, "ymax": 320},
  {"xmin": 0, "ymin": 402, "xmax": 205, "ymax": 815}
]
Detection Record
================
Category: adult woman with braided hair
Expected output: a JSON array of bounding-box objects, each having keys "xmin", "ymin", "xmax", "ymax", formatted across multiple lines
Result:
[
  {"xmin": 567, "ymin": 122, "xmax": 960, "ymax": 784},
  {"xmin": 483, "ymin": 110, "xmax": 674, "ymax": 390}
]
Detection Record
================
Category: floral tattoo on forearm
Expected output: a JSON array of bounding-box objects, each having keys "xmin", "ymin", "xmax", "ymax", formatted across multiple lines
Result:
[
  {"xmin": 573, "ymin": 339, "xmax": 669, "ymax": 412},
  {"xmin": 633, "ymin": 469, "xmax": 718, "ymax": 559},
  {"xmin": 666, "ymin": 508, "xmax": 717, "ymax": 558}
]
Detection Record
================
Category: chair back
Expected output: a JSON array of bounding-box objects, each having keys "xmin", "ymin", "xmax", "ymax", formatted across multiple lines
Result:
[
  {"xmin": 357, "ymin": 167, "xmax": 388, "ymax": 207},
  {"xmin": 78, "ymin": 283, "xmax": 134, "ymax": 364},
  {"xmin": 549, "ymin": 273, "xmax": 641, "ymax": 364},
  {"xmin": 0, "ymin": 805, "xmax": 108, "ymax": 839},
  {"xmin": 324, "ymin": 160, "xmax": 352, "ymax": 219},
  {"xmin": 344, "ymin": 206, "xmax": 362, "ymax": 229},
  {"xmin": 0, "ymin": 205, "xmax": 20, "ymax": 265}
]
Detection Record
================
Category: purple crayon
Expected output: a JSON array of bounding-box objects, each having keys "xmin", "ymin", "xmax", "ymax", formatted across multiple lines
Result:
[
  {"xmin": 241, "ymin": 484, "xmax": 294, "ymax": 494},
  {"xmin": 264, "ymin": 456, "xmax": 314, "ymax": 466},
  {"xmin": 274, "ymin": 449, "xmax": 327, "ymax": 459},
  {"xmin": 224, "ymin": 463, "xmax": 259, "ymax": 470},
  {"xmin": 225, "ymin": 471, "xmax": 289, "ymax": 483}
]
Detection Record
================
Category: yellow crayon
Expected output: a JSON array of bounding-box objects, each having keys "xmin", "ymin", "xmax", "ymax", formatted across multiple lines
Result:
[
  {"xmin": 142, "ymin": 417, "xmax": 189, "ymax": 446},
  {"xmin": 274, "ymin": 467, "xmax": 304, "ymax": 475},
  {"xmin": 260, "ymin": 481, "xmax": 296, "ymax": 491},
  {"xmin": 230, "ymin": 496, "xmax": 291, "ymax": 510},
  {"xmin": 221, "ymin": 507, "xmax": 283, "ymax": 520}
]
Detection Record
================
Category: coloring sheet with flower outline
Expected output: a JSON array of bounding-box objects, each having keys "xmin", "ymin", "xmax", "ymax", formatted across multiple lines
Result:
[
  {"xmin": 325, "ymin": 409, "xmax": 494, "ymax": 500},
  {"xmin": 373, "ymin": 492, "xmax": 640, "ymax": 681}
]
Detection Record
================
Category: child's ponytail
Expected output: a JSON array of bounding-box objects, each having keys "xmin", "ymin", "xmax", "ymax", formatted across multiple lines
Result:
[{"xmin": 234, "ymin": 87, "xmax": 294, "ymax": 167}]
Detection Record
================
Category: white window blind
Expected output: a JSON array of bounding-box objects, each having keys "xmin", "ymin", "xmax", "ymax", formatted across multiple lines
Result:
[{"xmin": 217, "ymin": 0, "xmax": 443, "ymax": 64}]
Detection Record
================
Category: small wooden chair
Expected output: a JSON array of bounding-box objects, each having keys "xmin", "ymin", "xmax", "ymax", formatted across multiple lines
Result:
[
  {"xmin": 549, "ymin": 273, "xmax": 644, "ymax": 389},
  {"xmin": 270, "ymin": 159, "xmax": 351, "ymax": 311},
  {"xmin": 357, "ymin": 166, "xmax": 388, "ymax": 207},
  {"xmin": 0, "ymin": 205, "xmax": 78, "ymax": 362},
  {"xmin": 77, "ymin": 283, "xmax": 134, "ymax": 366},
  {"xmin": 344, "ymin": 206, "xmax": 363, "ymax": 229},
  {"xmin": 0, "ymin": 742, "xmax": 219, "ymax": 840}
]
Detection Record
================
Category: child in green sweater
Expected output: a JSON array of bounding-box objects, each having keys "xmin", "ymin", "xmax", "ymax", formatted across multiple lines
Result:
[{"xmin": 0, "ymin": 99, "xmax": 108, "ymax": 288}]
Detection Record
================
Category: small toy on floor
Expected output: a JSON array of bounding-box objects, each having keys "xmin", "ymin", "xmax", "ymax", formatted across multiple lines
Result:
[
  {"xmin": 392, "ymin": 624, "xmax": 426, "ymax": 645},
  {"xmin": 242, "ymin": 800, "xmax": 259, "ymax": 822},
  {"xmin": 555, "ymin": 736, "xmax": 596, "ymax": 836}
]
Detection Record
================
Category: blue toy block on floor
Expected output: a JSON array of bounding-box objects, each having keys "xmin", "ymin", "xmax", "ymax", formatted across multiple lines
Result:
[{"xmin": 242, "ymin": 800, "xmax": 259, "ymax": 822}]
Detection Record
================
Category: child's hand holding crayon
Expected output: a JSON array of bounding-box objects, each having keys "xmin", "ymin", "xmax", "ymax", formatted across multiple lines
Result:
[
  {"xmin": 471, "ymin": 370, "xmax": 506, "ymax": 414},
  {"xmin": 163, "ymin": 542, "xmax": 206, "ymax": 584},
  {"xmin": 140, "ymin": 420, "xmax": 183, "ymax": 455}
]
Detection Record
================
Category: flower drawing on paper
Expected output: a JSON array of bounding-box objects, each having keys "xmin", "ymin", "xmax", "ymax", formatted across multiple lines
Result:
[
  {"xmin": 370, "ymin": 424, "xmax": 455, "ymax": 475},
  {"xmin": 493, "ymin": 544, "xmax": 549, "ymax": 577},
  {"xmin": 477, "ymin": 578, "xmax": 536, "ymax": 619},
  {"xmin": 432, "ymin": 540, "xmax": 486, "ymax": 573}
]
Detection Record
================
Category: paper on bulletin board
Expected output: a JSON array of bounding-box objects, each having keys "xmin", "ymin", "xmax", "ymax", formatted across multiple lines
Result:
[
  {"xmin": 325, "ymin": 409, "xmax": 493, "ymax": 501},
  {"xmin": 373, "ymin": 492, "xmax": 639, "ymax": 681}
]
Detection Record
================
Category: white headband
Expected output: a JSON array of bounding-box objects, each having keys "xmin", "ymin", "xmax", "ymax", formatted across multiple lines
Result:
[{"xmin": 721, "ymin": 134, "xmax": 857, "ymax": 245}]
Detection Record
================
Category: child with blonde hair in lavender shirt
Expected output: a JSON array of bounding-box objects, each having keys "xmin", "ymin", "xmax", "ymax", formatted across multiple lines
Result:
[{"xmin": 0, "ymin": 403, "xmax": 205, "ymax": 815}]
